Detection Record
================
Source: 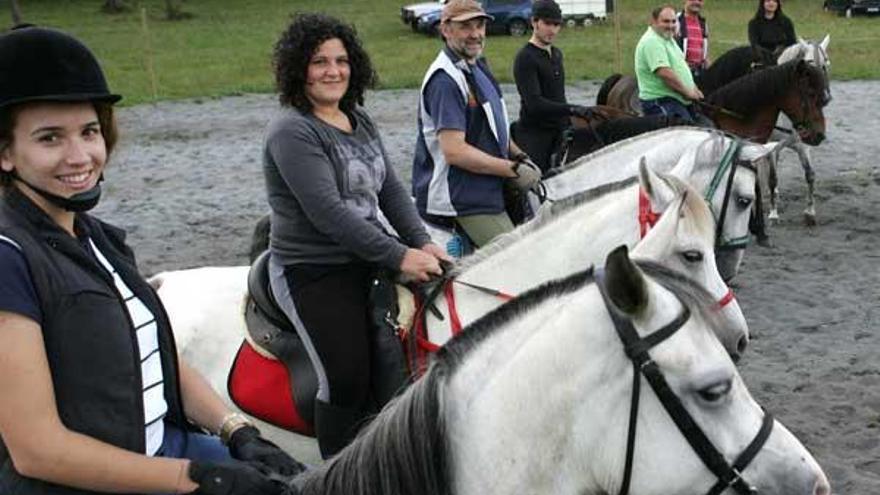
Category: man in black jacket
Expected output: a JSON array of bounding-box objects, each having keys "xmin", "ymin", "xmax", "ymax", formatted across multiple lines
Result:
[{"xmin": 512, "ymin": 0, "xmax": 591, "ymax": 172}]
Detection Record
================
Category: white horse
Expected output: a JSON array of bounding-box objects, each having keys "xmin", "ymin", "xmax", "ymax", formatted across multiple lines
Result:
[
  {"xmin": 153, "ymin": 160, "xmax": 750, "ymax": 444},
  {"xmin": 424, "ymin": 159, "xmax": 749, "ymax": 359},
  {"xmin": 768, "ymin": 35, "xmax": 831, "ymax": 225},
  {"xmin": 533, "ymin": 127, "xmax": 776, "ymax": 279},
  {"xmin": 294, "ymin": 245, "xmax": 831, "ymax": 495}
]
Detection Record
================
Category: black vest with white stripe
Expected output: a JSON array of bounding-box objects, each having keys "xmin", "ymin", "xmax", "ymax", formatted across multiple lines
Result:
[{"xmin": 0, "ymin": 188, "xmax": 188, "ymax": 495}]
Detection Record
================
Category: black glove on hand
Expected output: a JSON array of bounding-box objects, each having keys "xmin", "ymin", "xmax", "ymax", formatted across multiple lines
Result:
[
  {"xmin": 228, "ymin": 426, "xmax": 306, "ymax": 477},
  {"xmin": 510, "ymin": 155, "xmax": 542, "ymax": 191},
  {"xmin": 188, "ymin": 460, "xmax": 284, "ymax": 495},
  {"xmin": 570, "ymin": 105, "xmax": 595, "ymax": 120}
]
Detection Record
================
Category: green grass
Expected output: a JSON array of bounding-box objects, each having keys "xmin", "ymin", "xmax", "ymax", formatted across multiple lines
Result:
[{"xmin": 12, "ymin": 0, "xmax": 879, "ymax": 105}]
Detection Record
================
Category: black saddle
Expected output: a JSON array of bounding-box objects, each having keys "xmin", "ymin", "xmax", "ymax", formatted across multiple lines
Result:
[{"xmin": 242, "ymin": 250, "xmax": 318, "ymax": 425}]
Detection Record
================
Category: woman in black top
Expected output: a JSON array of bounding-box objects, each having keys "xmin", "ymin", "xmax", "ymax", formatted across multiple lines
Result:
[
  {"xmin": 0, "ymin": 26, "xmax": 301, "ymax": 495},
  {"xmin": 748, "ymin": 0, "xmax": 797, "ymax": 59}
]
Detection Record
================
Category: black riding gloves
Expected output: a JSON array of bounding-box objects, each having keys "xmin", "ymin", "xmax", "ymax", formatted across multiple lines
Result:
[
  {"xmin": 510, "ymin": 154, "xmax": 543, "ymax": 191},
  {"xmin": 228, "ymin": 425, "xmax": 307, "ymax": 477},
  {"xmin": 570, "ymin": 105, "xmax": 595, "ymax": 120},
  {"xmin": 188, "ymin": 460, "xmax": 287, "ymax": 495}
]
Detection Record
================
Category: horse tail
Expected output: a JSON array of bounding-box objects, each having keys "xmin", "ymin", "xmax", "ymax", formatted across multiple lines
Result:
[{"xmin": 596, "ymin": 73, "xmax": 623, "ymax": 106}]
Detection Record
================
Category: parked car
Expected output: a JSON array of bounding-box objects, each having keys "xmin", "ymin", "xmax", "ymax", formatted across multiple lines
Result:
[
  {"xmin": 824, "ymin": 0, "xmax": 880, "ymax": 16},
  {"xmin": 415, "ymin": 0, "xmax": 533, "ymax": 36},
  {"xmin": 557, "ymin": 0, "xmax": 614, "ymax": 27},
  {"xmin": 401, "ymin": 1, "xmax": 445, "ymax": 31}
]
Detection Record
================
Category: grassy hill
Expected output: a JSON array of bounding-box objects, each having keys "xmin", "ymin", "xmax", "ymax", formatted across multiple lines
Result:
[{"xmin": 11, "ymin": 0, "xmax": 877, "ymax": 105}]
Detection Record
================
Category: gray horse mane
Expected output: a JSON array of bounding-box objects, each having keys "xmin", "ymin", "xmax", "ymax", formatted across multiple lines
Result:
[
  {"xmin": 557, "ymin": 125, "xmax": 710, "ymax": 173},
  {"xmin": 297, "ymin": 261, "xmax": 720, "ymax": 495},
  {"xmin": 450, "ymin": 131, "xmax": 731, "ymax": 276}
]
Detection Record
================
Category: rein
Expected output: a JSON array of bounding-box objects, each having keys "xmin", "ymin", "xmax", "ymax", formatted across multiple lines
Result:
[{"xmin": 595, "ymin": 269, "xmax": 774, "ymax": 495}]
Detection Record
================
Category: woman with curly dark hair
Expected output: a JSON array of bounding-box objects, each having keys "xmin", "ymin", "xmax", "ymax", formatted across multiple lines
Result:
[
  {"xmin": 748, "ymin": 0, "xmax": 797, "ymax": 59},
  {"xmin": 263, "ymin": 13, "xmax": 450, "ymax": 458}
]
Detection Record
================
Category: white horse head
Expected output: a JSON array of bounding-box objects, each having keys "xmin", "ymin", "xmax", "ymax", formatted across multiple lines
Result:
[
  {"xmin": 299, "ymin": 245, "xmax": 830, "ymax": 495},
  {"xmin": 538, "ymin": 128, "xmax": 774, "ymax": 281},
  {"xmin": 779, "ymin": 35, "xmax": 831, "ymax": 70},
  {"xmin": 431, "ymin": 162, "xmax": 749, "ymax": 359}
]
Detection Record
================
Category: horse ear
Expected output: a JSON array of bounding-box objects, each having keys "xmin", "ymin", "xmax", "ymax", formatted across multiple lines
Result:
[
  {"xmin": 820, "ymin": 34, "xmax": 830, "ymax": 52},
  {"xmin": 603, "ymin": 245, "xmax": 648, "ymax": 316},
  {"xmin": 638, "ymin": 156, "xmax": 677, "ymax": 210}
]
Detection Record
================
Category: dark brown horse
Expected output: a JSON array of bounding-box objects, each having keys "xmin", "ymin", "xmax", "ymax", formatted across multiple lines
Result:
[
  {"xmin": 597, "ymin": 58, "xmax": 828, "ymax": 146},
  {"xmin": 549, "ymin": 105, "xmax": 685, "ymax": 166}
]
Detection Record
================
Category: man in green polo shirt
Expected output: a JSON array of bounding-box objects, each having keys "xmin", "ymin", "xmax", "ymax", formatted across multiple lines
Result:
[{"xmin": 635, "ymin": 5, "xmax": 704, "ymax": 124}]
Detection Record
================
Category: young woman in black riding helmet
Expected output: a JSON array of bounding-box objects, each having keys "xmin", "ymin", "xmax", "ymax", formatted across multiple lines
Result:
[
  {"xmin": 0, "ymin": 26, "xmax": 302, "ymax": 494},
  {"xmin": 748, "ymin": 0, "xmax": 797, "ymax": 59}
]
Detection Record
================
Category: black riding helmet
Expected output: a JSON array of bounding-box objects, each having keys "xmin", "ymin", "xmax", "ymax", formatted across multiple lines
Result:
[
  {"xmin": 532, "ymin": 0, "xmax": 563, "ymax": 22},
  {"xmin": 0, "ymin": 26, "xmax": 121, "ymax": 109},
  {"xmin": 0, "ymin": 26, "xmax": 120, "ymax": 212}
]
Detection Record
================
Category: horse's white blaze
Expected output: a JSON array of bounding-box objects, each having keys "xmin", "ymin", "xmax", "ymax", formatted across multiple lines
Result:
[{"xmin": 445, "ymin": 265, "xmax": 828, "ymax": 495}]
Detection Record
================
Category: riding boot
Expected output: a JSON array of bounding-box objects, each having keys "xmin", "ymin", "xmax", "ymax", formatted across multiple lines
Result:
[{"xmin": 314, "ymin": 399, "xmax": 369, "ymax": 459}]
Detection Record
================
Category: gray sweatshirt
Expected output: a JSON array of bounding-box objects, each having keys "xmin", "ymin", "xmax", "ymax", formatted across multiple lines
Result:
[{"xmin": 263, "ymin": 107, "xmax": 431, "ymax": 269}]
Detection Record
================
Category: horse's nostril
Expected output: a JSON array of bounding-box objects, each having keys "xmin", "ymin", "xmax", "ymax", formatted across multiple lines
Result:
[
  {"xmin": 736, "ymin": 335, "xmax": 749, "ymax": 356},
  {"xmin": 813, "ymin": 478, "xmax": 831, "ymax": 495}
]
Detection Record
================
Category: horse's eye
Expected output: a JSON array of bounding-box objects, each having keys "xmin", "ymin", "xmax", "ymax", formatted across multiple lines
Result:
[
  {"xmin": 698, "ymin": 381, "xmax": 732, "ymax": 403},
  {"xmin": 681, "ymin": 250, "xmax": 703, "ymax": 263},
  {"xmin": 736, "ymin": 196, "xmax": 753, "ymax": 209}
]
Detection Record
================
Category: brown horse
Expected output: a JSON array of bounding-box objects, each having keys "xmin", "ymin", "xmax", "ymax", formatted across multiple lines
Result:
[
  {"xmin": 596, "ymin": 59, "xmax": 828, "ymax": 146},
  {"xmin": 551, "ymin": 104, "xmax": 685, "ymax": 165}
]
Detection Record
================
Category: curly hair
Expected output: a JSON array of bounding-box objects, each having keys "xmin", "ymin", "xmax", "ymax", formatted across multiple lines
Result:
[{"xmin": 273, "ymin": 13, "xmax": 377, "ymax": 113}]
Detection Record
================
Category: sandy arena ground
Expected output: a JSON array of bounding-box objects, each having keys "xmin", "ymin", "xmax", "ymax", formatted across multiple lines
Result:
[{"xmin": 95, "ymin": 81, "xmax": 879, "ymax": 493}]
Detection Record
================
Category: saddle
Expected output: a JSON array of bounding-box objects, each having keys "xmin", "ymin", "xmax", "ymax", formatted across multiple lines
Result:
[{"xmin": 227, "ymin": 251, "xmax": 417, "ymax": 436}]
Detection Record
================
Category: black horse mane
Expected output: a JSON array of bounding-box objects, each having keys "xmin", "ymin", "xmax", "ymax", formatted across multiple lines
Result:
[
  {"xmin": 297, "ymin": 259, "xmax": 721, "ymax": 495},
  {"xmin": 697, "ymin": 46, "xmax": 755, "ymax": 95},
  {"xmin": 706, "ymin": 59, "xmax": 817, "ymax": 117}
]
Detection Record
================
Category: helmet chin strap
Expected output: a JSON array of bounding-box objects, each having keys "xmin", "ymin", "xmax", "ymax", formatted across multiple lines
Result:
[{"xmin": 12, "ymin": 172, "xmax": 103, "ymax": 213}]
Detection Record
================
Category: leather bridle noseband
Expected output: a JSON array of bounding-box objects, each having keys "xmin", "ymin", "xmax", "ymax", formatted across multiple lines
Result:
[
  {"xmin": 703, "ymin": 139, "xmax": 756, "ymax": 252},
  {"xmin": 595, "ymin": 269, "xmax": 774, "ymax": 495}
]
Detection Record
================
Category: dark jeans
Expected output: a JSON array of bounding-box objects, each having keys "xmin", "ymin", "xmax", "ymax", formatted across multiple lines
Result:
[
  {"xmin": 157, "ymin": 423, "xmax": 233, "ymax": 495},
  {"xmin": 640, "ymin": 97, "xmax": 697, "ymax": 124},
  {"xmin": 157, "ymin": 423, "xmax": 232, "ymax": 461}
]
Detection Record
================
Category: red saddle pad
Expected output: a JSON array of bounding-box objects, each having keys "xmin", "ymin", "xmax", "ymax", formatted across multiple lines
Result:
[{"xmin": 227, "ymin": 340, "xmax": 314, "ymax": 436}]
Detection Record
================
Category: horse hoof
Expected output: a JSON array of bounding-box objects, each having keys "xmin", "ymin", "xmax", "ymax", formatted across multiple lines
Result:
[
  {"xmin": 768, "ymin": 210, "xmax": 779, "ymax": 221},
  {"xmin": 756, "ymin": 235, "xmax": 774, "ymax": 248},
  {"xmin": 803, "ymin": 213, "xmax": 817, "ymax": 226}
]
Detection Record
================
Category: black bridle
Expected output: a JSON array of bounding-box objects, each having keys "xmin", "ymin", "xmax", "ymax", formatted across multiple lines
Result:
[
  {"xmin": 702, "ymin": 138, "xmax": 756, "ymax": 252},
  {"xmin": 595, "ymin": 269, "xmax": 774, "ymax": 495}
]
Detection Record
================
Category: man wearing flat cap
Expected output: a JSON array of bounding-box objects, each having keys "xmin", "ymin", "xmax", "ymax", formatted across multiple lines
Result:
[
  {"xmin": 413, "ymin": 0, "xmax": 540, "ymax": 249},
  {"xmin": 512, "ymin": 0, "xmax": 593, "ymax": 172}
]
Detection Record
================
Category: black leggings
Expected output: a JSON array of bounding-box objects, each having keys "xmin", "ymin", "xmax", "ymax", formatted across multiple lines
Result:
[{"xmin": 284, "ymin": 263, "xmax": 374, "ymax": 409}]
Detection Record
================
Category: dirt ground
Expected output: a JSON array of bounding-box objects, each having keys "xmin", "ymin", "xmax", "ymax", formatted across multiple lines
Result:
[{"xmin": 95, "ymin": 80, "xmax": 879, "ymax": 493}]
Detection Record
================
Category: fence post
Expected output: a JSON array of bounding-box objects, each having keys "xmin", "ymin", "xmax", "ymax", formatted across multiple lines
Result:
[
  {"xmin": 141, "ymin": 7, "xmax": 159, "ymax": 101},
  {"xmin": 613, "ymin": 0, "xmax": 621, "ymax": 74}
]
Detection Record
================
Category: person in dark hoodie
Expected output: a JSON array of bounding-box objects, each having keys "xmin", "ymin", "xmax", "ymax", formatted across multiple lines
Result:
[
  {"xmin": 0, "ymin": 26, "xmax": 302, "ymax": 495},
  {"xmin": 748, "ymin": 0, "xmax": 797, "ymax": 61}
]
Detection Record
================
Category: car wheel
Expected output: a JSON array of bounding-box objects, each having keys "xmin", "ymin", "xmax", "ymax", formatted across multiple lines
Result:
[
  {"xmin": 508, "ymin": 19, "xmax": 528, "ymax": 36},
  {"xmin": 431, "ymin": 21, "xmax": 441, "ymax": 36},
  {"xmin": 565, "ymin": 18, "xmax": 578, "ymax": 28}
]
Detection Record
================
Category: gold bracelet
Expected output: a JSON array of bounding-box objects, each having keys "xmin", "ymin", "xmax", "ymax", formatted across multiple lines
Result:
[{"xmin": 218, "ymin": 412, "xmax": 254, "ymax": 445}]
